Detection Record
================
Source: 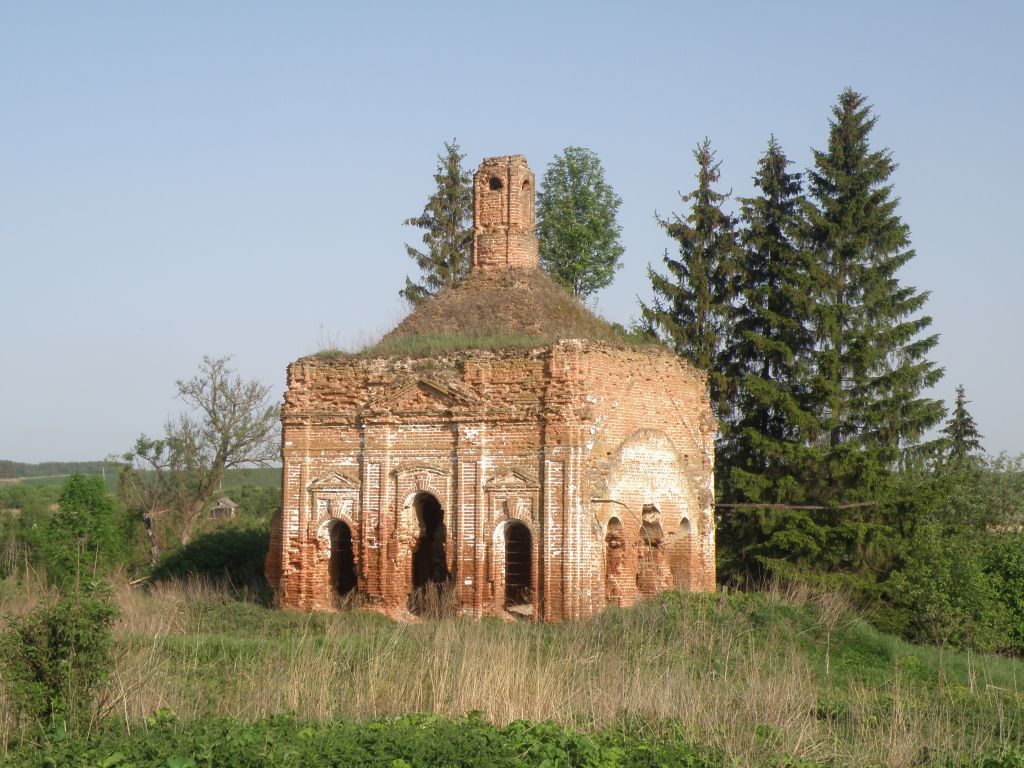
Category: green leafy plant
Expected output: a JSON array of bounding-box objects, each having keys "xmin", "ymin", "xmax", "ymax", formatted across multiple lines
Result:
[
  {"xmin": 1, "ymin": 578, "xmax": 119, "ymax": 734},
  {"xmin": 42, "ymin": 474, "xmax": 124, "ymax": 587}
]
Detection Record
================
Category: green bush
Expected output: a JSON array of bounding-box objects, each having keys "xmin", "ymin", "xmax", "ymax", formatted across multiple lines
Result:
[
  {"xmin": 989, "ymin": 534, "xmax": 1024, "ymax": 654},
  {"xmin": 0, "ymin": 579, "xmax": 119, "ymax": 734},
  {"xmin": 889, "ymin": 520, "xmax": 1010, "ymax": 653},
  {"xmin": 150, "ymin": 524, "xmax": 269, "ymax": 592},
  {"xmin": 43, "ymin": 474, "xmax": 124, "ymax": 586}
]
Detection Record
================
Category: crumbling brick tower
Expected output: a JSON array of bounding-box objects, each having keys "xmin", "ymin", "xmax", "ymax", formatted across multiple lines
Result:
[{"xmin": 266, "ymin": 155, "xmax": 716, "ymax": 620}]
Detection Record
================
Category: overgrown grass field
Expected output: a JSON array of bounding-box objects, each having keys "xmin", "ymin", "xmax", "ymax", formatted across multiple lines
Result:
[{"xmin": 2, "ymin": 575, "xmax": 1022, "ymax": 767}]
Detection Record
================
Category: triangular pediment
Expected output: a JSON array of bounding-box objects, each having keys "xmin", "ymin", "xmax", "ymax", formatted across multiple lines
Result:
[
  {"xmin": 370, "ymin": 377, "xmax": 477, "ymax": 412},
  {"xmin": 308, "ymin": 470, "xmax": 360, "ymax": 491},
  {"xmin": 485, "ymin": 469, "xmax": 540, "ymax": 491}
]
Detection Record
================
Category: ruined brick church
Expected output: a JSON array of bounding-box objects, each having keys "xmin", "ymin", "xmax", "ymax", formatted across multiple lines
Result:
[{"xmin": 265, "ymin": 155, "xmax": 716, "ymax": 621}]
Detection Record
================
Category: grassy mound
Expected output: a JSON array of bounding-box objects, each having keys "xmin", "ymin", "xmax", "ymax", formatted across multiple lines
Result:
[{"xmin": 368, "ymin": 269, "xmax": 634, "ymax": 356}]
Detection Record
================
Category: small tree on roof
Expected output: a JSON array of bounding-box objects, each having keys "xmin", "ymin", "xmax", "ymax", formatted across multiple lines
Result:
[
  {"xmin": 536, "ymin": 147, "xmax": 625, "ymax": 300},
  {"xmin": 400, "ymin": 140, "xmax": 474, "ymax": 305}
]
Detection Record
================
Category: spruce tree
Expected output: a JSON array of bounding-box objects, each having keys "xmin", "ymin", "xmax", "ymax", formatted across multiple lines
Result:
[
  {"xmin": 942, "ymin": 384, "xmax": 984, "ymax": 461},
  {"xmin": 641, "ymin": 139, "xmax": 740, "ymax": 415},
  {"xmin": 804, "ymin": 89, "xmax": 944, "ymax": 498},
  {"xmin": 400, "ymin": 140, "xmax": 474, "ymax": 305},
  {"xmin": 722, "ymin": 137, "xmax": 816, "ymax": 504},
  {"xmin": 715, "ymin": 138, "xmax": 822, "ymax": 584}
]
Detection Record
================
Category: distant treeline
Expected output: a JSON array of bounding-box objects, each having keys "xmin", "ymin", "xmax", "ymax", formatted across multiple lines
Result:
[{"xmin": 0, "ymin": 460, "xmax": 110, "ymax": 479}]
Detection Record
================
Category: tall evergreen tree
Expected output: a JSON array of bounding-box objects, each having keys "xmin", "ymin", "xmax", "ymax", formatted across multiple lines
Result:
[
  {"xmin": 721, "ymin": 137, "xmax": 816, "ymax": 505},
  {"xmin": 804, "ymin": 89, "xmax": 944, "ymax": 498},
  {"xmin": 641, "ymin": 139, "xmax": 740, "ymax": 415},
  {"xmin": 400, "ymin": 140, "xmax": 474, "ymax": 305},
  {"xmin": 715, "ymin": 138, "xmax": 823, "ymax": 584},
  {"xmin": 942, "ymin": 384, "xmax": 984, "ymax": 461},
  {"xmin": 536, "ymin": 147, "xmax": 625, "ymax": 300}
]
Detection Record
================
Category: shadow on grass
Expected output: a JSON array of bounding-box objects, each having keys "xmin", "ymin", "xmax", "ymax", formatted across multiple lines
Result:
[{"xmin": 150, "ymin": 525, "xmax": 271, "ymax": 604}]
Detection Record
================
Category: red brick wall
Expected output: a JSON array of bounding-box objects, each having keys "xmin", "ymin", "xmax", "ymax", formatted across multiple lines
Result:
[
  {"xmin": 268, "ymin": 341, "xmax": 715, "ymax": 621},
  {"xmin": 472, "ymin": 155, "xmax": 539, "ymax": 272}
]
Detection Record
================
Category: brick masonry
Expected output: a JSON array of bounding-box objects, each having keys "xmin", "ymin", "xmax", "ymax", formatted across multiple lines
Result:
[
  {"xmin": 472, "ymin": 155, "xmax": 538, "ymax": 272},
  {"xmin": 266, "ymin": 156, "xmax": 717, "ymax": 620}
]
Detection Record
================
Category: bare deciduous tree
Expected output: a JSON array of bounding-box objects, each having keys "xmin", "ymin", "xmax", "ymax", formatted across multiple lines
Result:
[{"xmin": 120, "ymin": 356, "xmax": 279, "ymax": 558}]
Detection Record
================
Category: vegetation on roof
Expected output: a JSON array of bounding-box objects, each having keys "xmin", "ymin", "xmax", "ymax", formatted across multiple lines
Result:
[
  {"xmin": 313, "ymin": 268, "xmax": 656, "ymax": 359},
  {"xmin": 383, "ymin": 268, "xmax": 624, "ymax": 343}
]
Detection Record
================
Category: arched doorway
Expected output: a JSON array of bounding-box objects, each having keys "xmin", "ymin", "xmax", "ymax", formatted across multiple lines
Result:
[
  {"xmin": 328, "ymin": 520, "xmax": 357, "ymax": 601},
  {"xmin": 410, "ymin": 492, "xmax": 451, "ymax": 614},
  {"xmin": 503, "ymin": 520, "xmax": 531, "ymax": 608}
]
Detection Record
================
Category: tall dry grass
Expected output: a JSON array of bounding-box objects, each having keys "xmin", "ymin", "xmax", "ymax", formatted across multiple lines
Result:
[{"xmin": 1, "ymin": 575, "xmax": 1021, "ymax": 766}]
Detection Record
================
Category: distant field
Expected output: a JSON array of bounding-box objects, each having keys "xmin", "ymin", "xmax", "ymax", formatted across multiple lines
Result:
[
  {"xmin": 0, "ymin": 463, "xmax": 281, "ymax": 492},
  {"xmin": 0, "ymin": 459, "xmax": 109, "ymax": 480},
  {"xmin": 220, "ymin": 466, "xmax": 282, "ymax": 488}
]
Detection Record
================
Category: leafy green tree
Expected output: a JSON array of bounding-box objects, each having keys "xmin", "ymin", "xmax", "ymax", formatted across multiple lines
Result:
[
  {"xmin": 0, "ymin": 484, "xmax": 53, "ymax": 576},
  {"xmin": 804, "ymin": 88, "xmax": 944, "ymax": 498},
  {"xmin": 121, "ymin": 356, "xmax": 279, "ymax": 556},
  {"xmin": 941, "ymin": 384, "xmax": 984, "ymax": 462},
  {"xmin": 42, "ymin": 474, "xmax": 122, "ymax": 586},
  {"xmin": 931, "ymin": 452, "xmax": 1024, "ymax": 530},
  {"xmin": 536, "ymin": 147, "xmax": 624, "ymax": 299},
  {"xmin": 890, "ymin": 521, "xmax": 1008, "ymax": 652},
  {"xmin": 401, "ymin": 140, "xmax": 474, "ymax": 305},
  {"xmin": 0, "ymin": 578, "xmax": 118, "ymax": 733},
  {"xmin": 989, "ymin": 534, "xmax": 1024, "ymax": 653},
  {"xmin": 641, "ymin": 139, "xmax": 740, "ymax": 415}
]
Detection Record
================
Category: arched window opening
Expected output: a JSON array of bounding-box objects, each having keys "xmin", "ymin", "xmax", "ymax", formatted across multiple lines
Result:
[
  {"xmin": 641, "ymin": 521, "xmax": 663, "ymax": 545},
  {"xmin": 637, "ymin": 521, "xmax": 664, "ymax": 596},
  {"xmin": 489, "ymin": 176, "xmax": 503, "ymax": 190},
  {"xmin": 605, "ymin": 517, "xmax": 626, "ymax": 605},
  {"xmin": 666, "ymin": 517, "xmax": 692, "ymax": 590},
  {"xmin": 328, "ymin": 520, "xmax": 357, "ymax": 601},
  {"xmin": 504, "ymin": 520, "xmax": 531, "ymax": 609}
]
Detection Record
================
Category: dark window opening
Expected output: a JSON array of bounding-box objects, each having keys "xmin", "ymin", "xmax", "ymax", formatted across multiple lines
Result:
[
  {"xmin": 329, "ymin": 521, "xmax": 357, "ymax": 599},
  {"xmin": 504, "ymin": 521, "xmax": 531, "ymax": 608},
  {"xmin": 411, "ymin": 492, "xmax": 450, "ymax": 590},
  {"xmin": 489, "ymin": 176, "xmax": 503, "ymax": 190},
  {"xmin": 522, "ymin": 179, "xmax": 531, "ymax": 190}
]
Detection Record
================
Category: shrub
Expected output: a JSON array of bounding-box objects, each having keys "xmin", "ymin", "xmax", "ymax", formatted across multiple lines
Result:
[
  {"xmin": 0, "ymin": 578, "xmax": 119, "ymax": 733},
  {"xmin": 889, "ymin": 520, "xmax": 1009, "ymax": 652},
  {"xmin": 43, "ymin": 474, "xmax": 123, "ymax": 586},
  {"xmin": 989, "ymin": 533, "xmax": 1024, "ymax": 655},
  {"xmin": 150, "ymin": 524, "xmax": 269, "ymax": 593}
]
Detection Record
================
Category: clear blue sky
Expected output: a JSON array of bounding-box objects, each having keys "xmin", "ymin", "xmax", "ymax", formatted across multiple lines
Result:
[{"xmin": 2, "ymin": 1, "xmax": 1021, "ymax": 462}]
